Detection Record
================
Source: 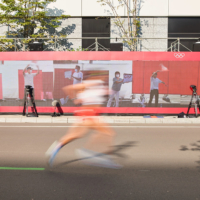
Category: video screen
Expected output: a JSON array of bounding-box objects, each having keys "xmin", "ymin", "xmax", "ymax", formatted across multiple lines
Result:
[{"xmin": 0, "ymin": 59, "xmax": 199, "ymax": 112}]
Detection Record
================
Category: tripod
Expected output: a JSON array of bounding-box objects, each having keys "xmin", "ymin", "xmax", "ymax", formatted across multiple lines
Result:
[
  {"xmin": 51, "ymin": 100, "xmax": 62, "ymax": 117},
  {"xmin": 51, "ymin": 106, "xmax": 60, "ymax": 117},
  {"xmin": 23, "ymin": 86, "xmax": 38, "ymax": 117},
  {"xmin": 186, "ymin": 90, "xmax": 200, "ymax": 118}
]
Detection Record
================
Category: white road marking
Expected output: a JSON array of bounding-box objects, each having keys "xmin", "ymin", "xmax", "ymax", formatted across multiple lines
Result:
[{"xmin": 0, "ymin": 125, "xmax": 199, "ymax": 128}]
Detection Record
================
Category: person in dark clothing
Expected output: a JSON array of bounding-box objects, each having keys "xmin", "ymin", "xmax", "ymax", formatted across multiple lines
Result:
[
  {"xmin": 148, "ymin": 70, "xmax": 167, "ymax": 107},
  {"xmin": 107, "ymin": 71, "xmax": 124, "ymax": 107}
]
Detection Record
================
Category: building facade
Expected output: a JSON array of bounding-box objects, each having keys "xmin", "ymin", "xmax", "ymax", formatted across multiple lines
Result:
[{"xmin": 1, "ymin": 0, "xmax": 200, "ymax": 51}]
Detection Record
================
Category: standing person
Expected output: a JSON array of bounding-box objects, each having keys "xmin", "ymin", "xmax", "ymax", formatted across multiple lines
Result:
[
  {"xmin": 148, "ymin": 70, "xmax": 167, "ymax": 107},
  {"xmin": 107, "ymin": 71, "xmax": 124, "ymax": 107},
  {"xmin": 46, "ymin": 73, "xmax": 121, "ymax": 168},
  {"xmin": 61, "ymin": 65, "xmax": 83, "ymax": 105},
  {"xmin": 22, "ymin": 64, "xmax": 39, "ymax": 116},
  {"xmin": 71, "ymin": 65, "xmax": 83, "ymax": 85}
]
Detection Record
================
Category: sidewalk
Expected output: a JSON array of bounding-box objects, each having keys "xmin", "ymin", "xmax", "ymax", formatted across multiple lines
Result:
[{"xmin": 0, "ymin": 115, "xmax": 200, "ymax": 124}]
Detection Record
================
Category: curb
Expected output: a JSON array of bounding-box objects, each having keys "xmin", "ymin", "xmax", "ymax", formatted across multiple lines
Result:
[{"xmin": 0, "ymin": 117, "xmax": 200, "ymax": 124}]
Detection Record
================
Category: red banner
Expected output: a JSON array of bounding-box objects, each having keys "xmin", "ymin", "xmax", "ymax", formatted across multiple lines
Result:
[{"xmin": 0, "ymin": 51, "xmax": 199, "ymax": 115}]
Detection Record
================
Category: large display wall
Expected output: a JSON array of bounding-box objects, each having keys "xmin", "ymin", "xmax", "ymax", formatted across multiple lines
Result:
[{"xmin": 0, "ymin": 51, "xmax": 199, "ymax": 114}]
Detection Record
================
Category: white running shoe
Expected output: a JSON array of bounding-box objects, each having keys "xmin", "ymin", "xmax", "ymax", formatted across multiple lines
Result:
[
  {"xmin": 76, "ymin": 148, "xmax": 122, "ymax": 169},
  {"xmin": 45, "ymin": 141, "xmax": 58, "ymax": 157}
]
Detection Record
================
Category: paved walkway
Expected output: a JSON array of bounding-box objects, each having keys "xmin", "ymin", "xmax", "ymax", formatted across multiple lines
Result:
[{"xmin": 0, "ymin": 115, "xmax": 199, "ymax": 124}]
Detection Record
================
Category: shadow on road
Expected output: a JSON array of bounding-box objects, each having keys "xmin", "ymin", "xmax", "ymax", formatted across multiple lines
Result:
[
  {"xmin": 56, "ymin": 141, "xmax": 138, "ymax": 168},
  {"xmin": 180, "ymin": 140, "xmax": 200, "ymax": 171}
]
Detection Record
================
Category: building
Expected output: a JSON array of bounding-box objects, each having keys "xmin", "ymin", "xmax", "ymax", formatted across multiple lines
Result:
[{"xmin": 1, "ymin": 0, "xmax": 200, "ymax": 51}]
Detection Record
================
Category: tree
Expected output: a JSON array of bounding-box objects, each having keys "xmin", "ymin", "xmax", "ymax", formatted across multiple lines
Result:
[
  {"xmin": 0, "ymin": 0, "xmax": 70, "ymax": 51},
  {"xmin": 97, "ymin": 0, "xmax": 141, "ymax": 51}
]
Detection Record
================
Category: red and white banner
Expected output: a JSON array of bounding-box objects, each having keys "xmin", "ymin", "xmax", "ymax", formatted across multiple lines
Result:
[{"xmin": 0, "ymin": 51, "xmax": 199, "ymax": 114}]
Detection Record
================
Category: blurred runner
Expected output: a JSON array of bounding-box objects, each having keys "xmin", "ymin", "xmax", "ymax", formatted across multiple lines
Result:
[{"xmin": 46, "ymin": 72, "xmax": 121, "ymax": 169}]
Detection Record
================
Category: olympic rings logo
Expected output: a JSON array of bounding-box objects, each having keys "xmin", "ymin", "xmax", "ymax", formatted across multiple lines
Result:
[{"xmin": 174, "ymin": 53, "xmax": 185, "ymax": 58}]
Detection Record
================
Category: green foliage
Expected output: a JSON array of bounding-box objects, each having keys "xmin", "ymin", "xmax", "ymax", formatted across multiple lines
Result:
[
  {"xmin": 0, "ymin": 0, "xmax": 70, "ymax": 39},
  {"xmin": 0, "ymin": 36, "xmax": 15, "ymax": 51}
]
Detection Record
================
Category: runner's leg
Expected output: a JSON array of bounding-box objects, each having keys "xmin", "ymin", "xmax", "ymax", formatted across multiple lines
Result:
[
  {"xmin": 47, "ymin": 121, "xmax": 89, "ymax": 166},
  {"xmin": 79, "ymin": 119, "xmax": 121, "ymax": 168},
  {"xmin": 85, "ymin": 119, "xmax": 115, "ymax": 153},
  {"xmin": 59, "ymin": 122, "xmax": 89, "ymax": 146}
]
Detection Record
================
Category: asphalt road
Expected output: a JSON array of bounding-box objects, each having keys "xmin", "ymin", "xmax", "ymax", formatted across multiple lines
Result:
[{"xmin": 0, "ymin": 123, "xmax": 200, "ymax": 200}]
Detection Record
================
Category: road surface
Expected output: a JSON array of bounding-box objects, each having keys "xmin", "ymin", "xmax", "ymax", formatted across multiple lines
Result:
[{"xmin": 0, "ymin": 123, "xmax": 200, "ymax": 200}]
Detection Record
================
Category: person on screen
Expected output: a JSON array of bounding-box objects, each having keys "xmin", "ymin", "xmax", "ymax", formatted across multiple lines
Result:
[
  {"xmin": 71, "ymin": 65, "xmax": 83, "ymax": 85},
  {"xmin": 22, "ymin": 64, "xmax": 39, "ymax": 116},
  {"xmin": 61, "ymin": 65, "xmax": 83, "ymax": 105},
  {"xmin": 148, "ymin": 70, "xmax": 167, "ymax": 107},
  {"xmin": 107, "ymin": 71, "xmax": 124, "ymax": 107}
]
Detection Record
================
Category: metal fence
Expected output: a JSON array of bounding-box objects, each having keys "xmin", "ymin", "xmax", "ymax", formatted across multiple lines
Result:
[{"xmin": 0, "ymin": 37, "xmax": 199, "ymax": 52}]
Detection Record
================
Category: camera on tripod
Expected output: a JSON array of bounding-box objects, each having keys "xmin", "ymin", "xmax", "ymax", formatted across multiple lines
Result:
[
  {"xmin": 187, "ymin": 85, "xmax": 200, "ymax": 117},
  {"xmin": 190, "ymin": 85, "xmax": 197, "ymax": 93}
]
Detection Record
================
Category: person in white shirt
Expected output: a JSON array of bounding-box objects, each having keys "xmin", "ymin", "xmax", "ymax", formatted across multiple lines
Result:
[
  {"xmin": 71, "ymin": 65, "xmax": 83, "ymax": 85},
  {"xmin": 60, "ymin": 65, "xmax": 83, "ymax": 105},
  {"xmin": 22, "ymin": 64, "xmax": 39, "ymax": 116},
  {"xmin": 148, "ymin": 70, "xmax": 167, "ymax": 107}
]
